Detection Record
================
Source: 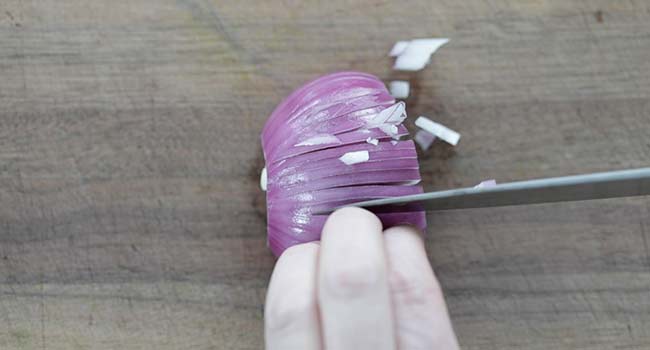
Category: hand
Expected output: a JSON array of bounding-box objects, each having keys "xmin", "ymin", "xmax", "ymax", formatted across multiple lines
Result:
[{"xmin": 265, "ymin": 207, "xmax": 460, "ymax": 350}]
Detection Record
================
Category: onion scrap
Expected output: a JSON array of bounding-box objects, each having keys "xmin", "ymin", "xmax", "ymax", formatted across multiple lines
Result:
[
  {"xmin": 339, "ymin": 150, "xmax": 370, "ymax": 165},
  {"xmin": 415, "ymin": 116, "xmax": 460, "ymax": 146},
  {"xmin": 261, "ymin": 72, "xmax": 426, "ymax": 256},
  {"xmin": 414, "ymin": 129, "xmax": 437, "ymax": 150},
  {"xmin": 389, "ymin": 80, "xmax": 410, "ymax": 99},
  {"xmin": 391, "ymin": 38, "xmax": 449, "ymax": 71},
  {"xmin": 474, "ymin": 179, "xmax": 497, "ymax": 188}
]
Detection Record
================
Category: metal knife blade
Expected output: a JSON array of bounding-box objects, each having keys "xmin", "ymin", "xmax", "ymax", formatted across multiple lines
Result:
[{"xmin": 314, "ymin": 167, "xmax": 650, "ymax": 215}]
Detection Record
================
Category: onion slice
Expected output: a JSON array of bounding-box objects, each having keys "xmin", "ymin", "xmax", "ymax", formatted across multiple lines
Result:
[{"xmin": 261, "ymin": 72, "xmax": 426, "ymax": 256}]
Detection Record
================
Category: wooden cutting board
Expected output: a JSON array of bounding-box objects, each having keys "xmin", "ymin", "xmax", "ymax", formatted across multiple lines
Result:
[{"xmin": 1, "ymin": 1, "xmax": 650, "ymax": 349}]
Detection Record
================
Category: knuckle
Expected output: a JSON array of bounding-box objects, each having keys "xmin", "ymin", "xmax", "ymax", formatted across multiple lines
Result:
[
  {"xmin": 389, "ymin": 268, "xmax": 443, "ymax": 307},
  {"xmin": 265, "ymin": 290, "xmax": 317, "ymax": 332},
  {"xmin": 266, "ymin": 242, "xmax": 319, "ymax": 333},
  {"xmin": 323, "ymin": 259, "xmax": 383, "ymax": 297}
]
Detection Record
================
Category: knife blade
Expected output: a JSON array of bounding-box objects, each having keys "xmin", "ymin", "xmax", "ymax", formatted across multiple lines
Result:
[{"xmin": 314, "ymin": 167, "xmax": 650, "ymax": 214}]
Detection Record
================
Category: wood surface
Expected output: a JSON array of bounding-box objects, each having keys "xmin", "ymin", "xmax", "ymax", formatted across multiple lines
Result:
[{"xmin": 2, "ymin": 0, "xmax": 650, "ymax": 349}]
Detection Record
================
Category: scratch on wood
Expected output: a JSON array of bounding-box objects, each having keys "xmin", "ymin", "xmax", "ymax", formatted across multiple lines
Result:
[
  {"xmin": 174, "ymin": 0, "xmax": 290, "ymax": 90},
  {"xmin": 40, "ymin": 281, "xmax": 46, "ymax": 350},
  {"xmin": 0, "ymin": 289, "xmax": 260, "ymax": 310},
  {"xmin": 640, "ymin": 221, "xmax": 650, "ymax": 270},
  {"xmin": 175, "ymin": 0, "xmax": 244, "ymax": 53},
  {"xmin": 17, "ymin": 2, "xmax": 27, "ymax": 93},
  {"xmin": 4, "ymin": 11, "xmax": 21, "ymax": 27}
]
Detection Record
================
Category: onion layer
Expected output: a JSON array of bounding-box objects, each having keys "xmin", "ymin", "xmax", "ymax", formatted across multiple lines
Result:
[{"xmin": 261, "ymin": 72, "xmax": 426, "ymax": 257}]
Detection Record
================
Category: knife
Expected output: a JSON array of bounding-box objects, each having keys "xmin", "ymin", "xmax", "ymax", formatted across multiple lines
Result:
[{"xmin": 314, "ymin": 167, "xmax": 650, "ymax": 214}]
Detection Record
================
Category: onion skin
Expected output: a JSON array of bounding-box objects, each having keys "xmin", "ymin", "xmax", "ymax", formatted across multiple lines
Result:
[{"xmin": 261, "ymin": 72, "xmax": 426, "ymax": 257}]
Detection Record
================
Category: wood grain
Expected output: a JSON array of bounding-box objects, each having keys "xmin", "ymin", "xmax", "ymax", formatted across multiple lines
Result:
[{"xmin": 2, "ymin": 0, "xmax": 650, "ymax": 348}]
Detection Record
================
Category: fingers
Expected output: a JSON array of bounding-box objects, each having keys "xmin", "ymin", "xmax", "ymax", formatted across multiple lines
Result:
[
  {"xmin": 384, "ymin": 226, "xmax": 460, "ymax": 350},
  {"xmin": 265, "ymin": 243, "xmax": 322, "ymax": 350},
  {"xmin": 318, "ymin": 207, "xmax": 396, "ymax": 350}
]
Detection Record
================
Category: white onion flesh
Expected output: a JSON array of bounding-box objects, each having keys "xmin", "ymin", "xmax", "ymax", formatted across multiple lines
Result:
[
  {"xmin": 474, "ymin": 179, "xmax": 497, "ymax": 188},
  {"xmin": 389, "ymin": 41, "xmax": 410, "ymax": 57},
  {"xmin": 392, "ymin": 38, "xmax": 449, "ymax": 71},
  {"xmin": 389, "ymin": 81, "xmax": 410, "ymax": 99},
  {"xmin": 260, "ymin": 167, "xmax": 268, "ymax": 191},
  {"xmin": 295, "ymin": 134, "xmax": 341, "ymax": 147},
  {"xmin": 339, "ymin": 150, "xmax": 370, "ymax": 165},
  {"xmin": 415, "ymin": 116, "xmax": 460, "ymax": 146},
  {"xmin": 366, "ymin": 137, "xmax": 379, "ymax": 146}
]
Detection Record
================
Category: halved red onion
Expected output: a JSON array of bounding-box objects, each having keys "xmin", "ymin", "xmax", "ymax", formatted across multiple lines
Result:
[{"xmin": 261, "ymin": 72, "xmax": 426, "ymax": 257}]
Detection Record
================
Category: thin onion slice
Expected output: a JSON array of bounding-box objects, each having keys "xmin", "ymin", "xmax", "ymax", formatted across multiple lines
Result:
[
  {"xmin": 261, "ymin": 72, "xmax": 426, "ymax": 256},
  {"xmin": 272, "ymin": 158, "xmax": 420, "ymax": 191},
  {"xmin": 272, "ymin": 125, "xmax": 410, "ymax": 163},
  {"xmin": 267, "ymin": 140, "xmax": 418, "ymax": 176},
  {"xmin": 275, "ymin": 168, "xmax": 422, "ymax": 196}
]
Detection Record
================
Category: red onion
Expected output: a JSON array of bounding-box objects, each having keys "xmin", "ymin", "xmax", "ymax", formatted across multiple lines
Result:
[{"xmin": 261, "ymin": 72, "xmax": 426, "ymax": 256}]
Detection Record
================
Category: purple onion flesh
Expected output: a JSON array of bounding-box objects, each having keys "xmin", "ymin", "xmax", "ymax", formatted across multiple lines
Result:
[{"xmin": 261, "ymin": 72, "xmax": 426, "ymax": 256}]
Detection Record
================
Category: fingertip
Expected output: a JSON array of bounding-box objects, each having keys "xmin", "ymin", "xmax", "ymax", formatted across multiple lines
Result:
[
  {"xmin": 318, "ymin": 209, "xmax": 396, "ymax": 349},
  {"xmin": 320, "ymin": 207, "xmax": 385, "ymax": 295},
  {"xmin": 277, "ymin": 241, "xmax": 320, "ymax": 262},
  {"xmin": 384, "ymin": 224, "xmax": 423, "ymax": 237},
  {"xmin": 324, "ymin": 207, "xmax": 382, "ymax": 235},
  {"xmin": 384, "ymin": 225, "xmax": 425, "ymax": 249}
]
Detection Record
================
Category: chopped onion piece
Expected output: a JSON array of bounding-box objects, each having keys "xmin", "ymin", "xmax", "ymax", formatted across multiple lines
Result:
[
  {"xmin": 389, "ymin": 41, "xmax": 409, "ymax": 57},
  {"xmin": 295, "ymin": 134, "xmax": 341, "ymax": 147},
  {"xmin": 379, "ymin": 124, "xmax": 399, "ymax": 138},
  {"xmin": 366, "ymin": 137, "xmax": 379, "ymax": 146},
  {"xmin": 260, "ymin": 167, "xmax": 268, "ymax": 191},
  {"xmin": 339, "ymin": 150, "xmax": 370, "ymax": 165},
  {"xmin": 391, "ymin": 140, "xmax": 399, "ymax": 145},
  {"xmin": 415, "ymin": 116, "xmax": 460, "ymax": 146},
  {"xmin": 414, "ymin": 129, "xmax": 436, "ymax": 150},
  {"xmin": 393, "ymin": 38, "xmax": 449, "ymax": 71},
  {"xmin": 400, "ymin": 179, "xmax": 422, "ymax": 185},
  {"xmin": 366, "ymin": 102, "xmax": 406, "ymax": 128},
  {"xmin": 389, "ymin": 81, "xmax": 410, "ymax": 99},
  {"xmin": 474, "ymin": 179, "xmax": 497, "ymax": 188}
]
